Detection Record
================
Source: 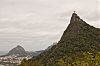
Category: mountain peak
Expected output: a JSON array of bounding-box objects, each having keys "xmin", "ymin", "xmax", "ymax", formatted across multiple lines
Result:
[
  {"xmin": 20, "ymin": 12, "xmax": 100, "ymax": 66},
  {"xmin": 17, "ymin": 45, "xmax": 23, "ymax": 48},
  {"xmin": 70, "ymin": 12, "xmax": 80, "ymax": 22},
  {"xmin": 7, "ymin": 45, "xmax": 27, "ymax": 56},
  {"xmin": 66, "ymin": 12, "xmax": 92, "ymax": 34},
  {"xmin": 70, "ymin": 12, "xmax": 83, "ymax": 24},
  {"xmin": 59, "ymin": 12, "xmax": 98, "ymax": 43},
  {"xmin": 64, "ymin": 13, "xmax": 83, "ymax": 33}
]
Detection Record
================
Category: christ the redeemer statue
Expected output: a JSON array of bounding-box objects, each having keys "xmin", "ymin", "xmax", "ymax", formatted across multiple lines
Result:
[{"xmin": 74, "ymin": 11, "xmax": 76, "ymax": 13}]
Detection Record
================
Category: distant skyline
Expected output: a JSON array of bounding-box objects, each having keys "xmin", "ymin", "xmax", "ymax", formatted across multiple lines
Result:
[{"xmin": 0, "ymin": 0, "xmax": 100, "ymax": 51}]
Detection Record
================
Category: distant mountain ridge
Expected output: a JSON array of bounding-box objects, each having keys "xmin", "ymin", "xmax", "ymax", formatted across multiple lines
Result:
[
  {"xmin": 7, "ymin": 45, "xmax": 27, "ymax": 56},
  {"xmin": 1, "ymin": 45, "xmax": 43, "ymax": 57},
  {"xmin": 26, "ymin": 50, "xmax": 44, "ymax": 57}
]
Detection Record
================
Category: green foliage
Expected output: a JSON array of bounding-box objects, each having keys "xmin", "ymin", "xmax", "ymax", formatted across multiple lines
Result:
[
  {"xmin": 54, "ymin": 52, "xmax": 100, "ymax": 66},
  {"xmin": 20, "ymin": 59, "xmax": 29, "ymax": 66},
  {"xmin": 56, "ymin": 59, "xmax": 66, "ymax": 66},
  {"xmin": 35, "ymin": 52, "xmax": 100, "ymax": 66},
  {"xmin": 19, "ymin": 59, "xmax": 43, "ymax": 66}
]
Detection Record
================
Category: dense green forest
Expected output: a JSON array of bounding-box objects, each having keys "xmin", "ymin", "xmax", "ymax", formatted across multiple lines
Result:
[{"xmin": 19, "ymin": 52, "xmax": 100, "ymax": 66}]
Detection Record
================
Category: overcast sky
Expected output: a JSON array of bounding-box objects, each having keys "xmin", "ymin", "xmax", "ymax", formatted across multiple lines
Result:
[{"xmin": 0, "ymin": 0, "xmax": 100, "ymax": 51}]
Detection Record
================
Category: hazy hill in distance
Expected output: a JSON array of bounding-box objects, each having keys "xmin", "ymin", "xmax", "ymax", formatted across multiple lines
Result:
[
  {"xmin": 1, "ymin": 45, "xmax": 43, "ymax": 57},
  {"xmin": 20, "ymin": 12, "xmax": 100, "ymax": 66},
  {"xmin": 7, "ymin": 45, "xmax": 27, "ymax": 56}
]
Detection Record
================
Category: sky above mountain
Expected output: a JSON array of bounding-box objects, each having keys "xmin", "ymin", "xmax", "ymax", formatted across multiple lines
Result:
[{"xmin": 0, "ymin": 0, "xmax": 99, "ymax": 51}]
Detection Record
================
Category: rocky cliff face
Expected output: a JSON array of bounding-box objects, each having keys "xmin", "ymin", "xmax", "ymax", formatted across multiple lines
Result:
[
  {"xmin": 58, "ymin": 13, "xmax": 100, "ymax": 52},
  {"xmin": 58, "ymin": 13, "xmax": 100, "ymax": 53}
]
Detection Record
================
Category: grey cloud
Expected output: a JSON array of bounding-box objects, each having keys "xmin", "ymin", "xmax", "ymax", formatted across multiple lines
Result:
[
  {"xmin": 0, "ymin": 0, "xmax": 99, "ymax": 51},
  {"xmin": 84, "ymin": 12, "xmax": 100, "ymax": 21}
]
